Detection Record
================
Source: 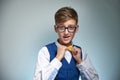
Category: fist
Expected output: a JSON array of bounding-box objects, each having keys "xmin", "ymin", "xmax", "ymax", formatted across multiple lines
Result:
[
  {"xmin": 56, "ymin": 45, "xmax": 67, "ymax": 61},
  {"xmin": 71, "ymin": 46, "xmax": 82, "ymax": 64}
]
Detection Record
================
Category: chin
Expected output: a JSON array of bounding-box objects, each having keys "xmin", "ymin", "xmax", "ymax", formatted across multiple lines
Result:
[{"xmin": 58, "ymin": 38, "xmax": 72, "ymax": 45}]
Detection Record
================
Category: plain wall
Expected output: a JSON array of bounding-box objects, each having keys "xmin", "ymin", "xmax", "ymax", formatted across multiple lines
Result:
[{"xmin": 0, "ymin": 0, "xmax": 120, "ymax": 80}]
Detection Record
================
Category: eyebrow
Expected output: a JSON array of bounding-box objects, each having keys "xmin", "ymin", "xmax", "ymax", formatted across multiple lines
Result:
[{"xmin": 57, "ymin": 24, "xmax": 76, "ymax": 26}]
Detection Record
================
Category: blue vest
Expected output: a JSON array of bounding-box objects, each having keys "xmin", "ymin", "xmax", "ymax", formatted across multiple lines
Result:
[{"xmin": 46, "ymin": 42, "xmax": 82, "ymax": 80}]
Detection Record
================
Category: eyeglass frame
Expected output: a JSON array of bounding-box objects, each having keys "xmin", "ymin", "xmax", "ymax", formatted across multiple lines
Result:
[{"xmin": 55, "ymin": 25, "xmax": 79, "ymax": 33}]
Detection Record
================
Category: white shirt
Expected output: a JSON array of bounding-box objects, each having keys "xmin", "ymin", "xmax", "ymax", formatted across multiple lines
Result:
[{"xmin": 33, "ymin": 41, "xmax": 99, "ymax": 80}]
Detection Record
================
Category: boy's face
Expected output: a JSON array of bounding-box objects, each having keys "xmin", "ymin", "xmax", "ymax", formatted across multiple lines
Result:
[{"xmin": 55, "ymin": 19, "xmax": 78, "ymax": 46}]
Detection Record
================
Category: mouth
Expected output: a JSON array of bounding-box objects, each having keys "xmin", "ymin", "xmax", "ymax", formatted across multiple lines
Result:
[
  {"xmin": 63, "ymin": 35, "xmax": 71, "ymax": 40},
  {"xmin": 63, "ymin": 35, "xmax": 70, "ymax": 38},
  {"xmin": 58, "ymin": 35, "xmax": 72, "ymax": 45}
]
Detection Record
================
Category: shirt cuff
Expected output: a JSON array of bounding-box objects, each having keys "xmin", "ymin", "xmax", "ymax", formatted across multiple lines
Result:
[{"xmin": 50, "ymin": 58, "xmax": 62, "ymax": 70}]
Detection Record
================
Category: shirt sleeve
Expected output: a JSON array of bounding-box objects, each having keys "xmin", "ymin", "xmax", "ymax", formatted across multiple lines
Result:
[
  {"xmin": 76, "ymin": 50, "xmax": 99, "ymax": 80},
  {"xmin": 33, "ymin": 47, "xmax": 62, "ymax": 80}
]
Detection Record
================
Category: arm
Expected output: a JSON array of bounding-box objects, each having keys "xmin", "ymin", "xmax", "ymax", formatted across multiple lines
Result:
[
  {"xmin": 33, "ymin": 47, "xmax": 62, "ymax": 80},
  {"xmin": 77, "ymin": 50, "xmax": 99, "ymax": 80}
]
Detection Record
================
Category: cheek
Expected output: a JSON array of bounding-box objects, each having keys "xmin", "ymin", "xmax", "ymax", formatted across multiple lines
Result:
[
  {"xmin": 70, "ymin": 33, "xmax": 76, "ymax": 38},
  {"xmin": 57, "ymin": 33, "xmax": 63, "ymax": 38},
  {"xmin": 70, "ymin": 33, "xmax": 75, "ymax": 36}
]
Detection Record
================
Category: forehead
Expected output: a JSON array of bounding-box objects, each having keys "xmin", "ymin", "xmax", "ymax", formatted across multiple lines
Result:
[{"xmin": 57, "ymin": 19, "xmax": 76, "ymax": 26}]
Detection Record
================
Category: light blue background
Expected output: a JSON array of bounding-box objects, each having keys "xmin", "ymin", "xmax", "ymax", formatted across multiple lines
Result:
[{"xmin": 0, "ymin": 0, "xmax": 120, "ymax": 80}]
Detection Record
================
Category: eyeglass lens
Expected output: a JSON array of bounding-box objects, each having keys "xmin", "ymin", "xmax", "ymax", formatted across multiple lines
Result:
[{"xmin": 56, "ymin": 25, "xmax": 78, "ymax": 32}]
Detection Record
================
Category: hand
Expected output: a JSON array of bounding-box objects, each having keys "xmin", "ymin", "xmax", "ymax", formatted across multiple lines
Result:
[
  {"xmin": 56, "ymin": 45, "xmax": 67, "ymax": 61},
  {"xmin": 71, "ymin": 46, "xmax": 82, "ymax": 64}
]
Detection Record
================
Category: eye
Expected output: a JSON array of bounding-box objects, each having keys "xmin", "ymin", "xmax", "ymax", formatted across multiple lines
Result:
[
  {"xmin": 68, "ymin": 25, "xmax": 76, "ymax": 30},
  {"xmin": 57, "ymin": 26, "xmax": 65, "ymax": 30}
]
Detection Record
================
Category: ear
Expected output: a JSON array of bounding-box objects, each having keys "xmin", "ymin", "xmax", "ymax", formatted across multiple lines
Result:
[
  {"xmin": 75, "ymin": 25, "xmax": 79, "ymax": 33},
  {"xmin": 54, "ymin": 25, "xmax": 58, "ymax": 33}
]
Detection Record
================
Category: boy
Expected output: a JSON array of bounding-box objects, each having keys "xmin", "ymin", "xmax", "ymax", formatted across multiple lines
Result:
[{"xmin": 33, "ymin": 7, "xmax": 99, "ymax": 80}]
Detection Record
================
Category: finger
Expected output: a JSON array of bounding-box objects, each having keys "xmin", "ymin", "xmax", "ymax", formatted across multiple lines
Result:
[{"xmin": 71, "ymin": 46, "xmax": 77, "ymax": 55}]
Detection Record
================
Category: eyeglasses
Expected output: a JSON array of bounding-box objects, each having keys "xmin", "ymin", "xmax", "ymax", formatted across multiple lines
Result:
[{"xmin": 55, "ymin": 25, "xmax": 78, "ymax": 33}]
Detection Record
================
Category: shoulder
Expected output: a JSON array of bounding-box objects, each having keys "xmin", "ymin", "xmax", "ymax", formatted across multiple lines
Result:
[
  {"xmin": 38, "ymin": 42, "xmax": 56, "ymax": 56},
  {"xmin": 46, "ymin": 42, "xmax": 56, "ymax": 47},
  {"xmin": 39, "ymin": 42, "xmax": 55, "ymax": 53},
  {"xmin": 45, "ymin": 42, "xmax": 57, "ymax": 52},
  {"xmin": 38, "ymin": 46, "xmax": 49, "ymax": 57}
]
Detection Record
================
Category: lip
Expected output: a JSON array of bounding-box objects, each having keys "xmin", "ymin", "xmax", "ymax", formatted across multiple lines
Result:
[
  {"xmin": 63, "ymin": 35, "xmax": 70, "ymax": 38},
  {"xmin": 63, "ymin": 36, "xmax": 71, "ymax": 41}
]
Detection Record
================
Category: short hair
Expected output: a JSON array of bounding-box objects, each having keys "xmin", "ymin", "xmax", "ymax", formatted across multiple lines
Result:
[{"xmin": 55, "ymin": 7, "xmax": 78, "ymax": 24}]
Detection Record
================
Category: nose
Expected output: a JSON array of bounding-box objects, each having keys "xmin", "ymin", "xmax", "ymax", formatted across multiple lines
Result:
[{"xmin": 65, "ymin": 28, "xmax": 69, "ymax": 34}]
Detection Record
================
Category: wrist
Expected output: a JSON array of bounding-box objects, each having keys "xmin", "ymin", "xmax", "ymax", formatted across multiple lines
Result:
[
  {"xmin": 77, "ymin": 59, "xmax": 82, "ymax": 64},
  {"xmin": 56, "ymin": 56, "xmax": 62, "ymax": 61}
]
